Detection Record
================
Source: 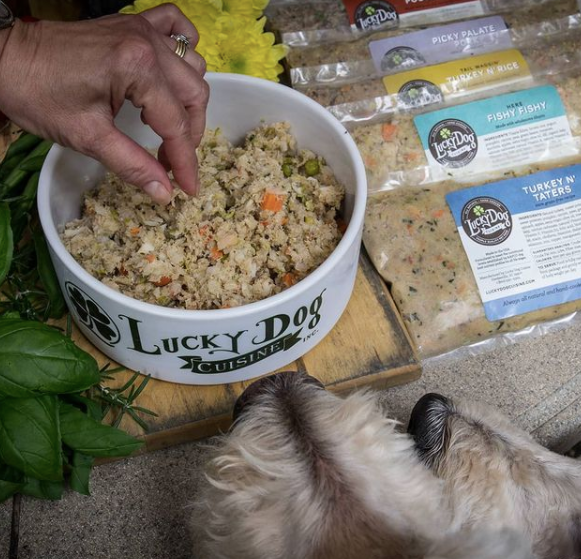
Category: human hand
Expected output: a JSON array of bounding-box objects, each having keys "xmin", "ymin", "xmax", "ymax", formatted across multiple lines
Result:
[{"xmin": 0, "ymin": 4, "xmax": 209, "ymax": 204}]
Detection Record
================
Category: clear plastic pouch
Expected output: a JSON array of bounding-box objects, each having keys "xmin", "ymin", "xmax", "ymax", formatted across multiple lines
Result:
[
  {"xmin": 363, "ymin": 157, "xmax": 581, "ymax": 359},
  {"xmin": 290, "ymin": 7, "xmax": 581, "ymax": 88},
  {"xmin": 333, "ymin": 61, "xmax": 581, "ymax": 193},
  {"xmin": 286, "ymin": 0, "xmax": 579, "ymax": 72}
]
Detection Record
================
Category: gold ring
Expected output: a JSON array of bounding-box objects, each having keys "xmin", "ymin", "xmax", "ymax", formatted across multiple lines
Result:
[{"xmin": 171, "ymin": 33, "xmax": 190, "ymax": 59}]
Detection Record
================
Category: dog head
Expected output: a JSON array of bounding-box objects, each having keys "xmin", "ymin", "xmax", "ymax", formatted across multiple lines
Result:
[
  {"xmin": 194, "ymin": 373, "xmax": 531, "ymax": 559},
  {"xmin": 408, "ymin": 393, "xmax": 581, "ymax": 559}
]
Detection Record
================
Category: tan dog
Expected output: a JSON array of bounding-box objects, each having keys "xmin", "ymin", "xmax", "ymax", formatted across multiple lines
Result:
[{"xmin": 192, "ymin": 371, "xmax": 580, "ymax": 558}]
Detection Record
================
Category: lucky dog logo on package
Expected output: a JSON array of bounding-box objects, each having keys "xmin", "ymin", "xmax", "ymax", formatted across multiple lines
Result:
[
  {"xmin": 460, "ymin": 197, "xmax": 512, "ymax": 246},
  {"xmin": 342, "ymin": 0, "xmax": 483, "ymax": 31},
  {"xmin": 428, "ymin": 118, "xmax": 477, "ymax": 168}
]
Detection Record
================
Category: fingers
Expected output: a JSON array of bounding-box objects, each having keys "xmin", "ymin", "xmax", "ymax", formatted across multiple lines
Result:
[
  {"xmin": 161, "ymin": 34, "xmax": 206, "ymax": 75},
  {"xmin": 89, "ymin": 124, "xmax": 174, "ymax": 205},
  {"xmin": 138, "ymin": 3, "xmax": 199, "ymax": 47},
  {"xmin": 129, "ymin": 66, "xmax": 200, "ymax": 196}
]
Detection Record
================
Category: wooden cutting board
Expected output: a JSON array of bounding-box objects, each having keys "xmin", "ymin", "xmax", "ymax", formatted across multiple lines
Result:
[
  {"xmin": 2, "ymin": 123, "xmax": 421, "ymax": 453},
  {"xmin": 55, "ymin": 252, "xmax": 420, "ymax": 453}
]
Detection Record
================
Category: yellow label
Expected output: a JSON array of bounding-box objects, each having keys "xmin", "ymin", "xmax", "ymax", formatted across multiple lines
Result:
[{"xmin": 383, "ymin": 49, "xmax": 531, "ymax": 105}]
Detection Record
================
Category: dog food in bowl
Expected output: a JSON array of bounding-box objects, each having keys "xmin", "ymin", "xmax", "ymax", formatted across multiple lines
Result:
[{"xmin": 60, "ymin": 122, "xmax": 345, "ymax": 310}]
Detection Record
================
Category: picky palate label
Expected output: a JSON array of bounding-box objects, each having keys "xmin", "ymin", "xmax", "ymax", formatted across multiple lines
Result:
[
  {"xmin": 446, "ymin": 164, "xmax": 581, "ymax": 321},
  {"xmin": 342, "ymin": 0, "xmax": 484, "ymax": 31},
  {"xmin": 368, "ymin": 16, "xmax": 511, "ymax": 73},
  {"xmin": 414, "ymin": 85, "xmax": 576, "ymax": 177}
]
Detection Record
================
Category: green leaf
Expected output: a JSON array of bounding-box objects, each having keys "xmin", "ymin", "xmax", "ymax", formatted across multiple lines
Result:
[
  {"xmin": 0, "ymin": 319, "xmax": 100, "ymax": 398},
  {"xmin": 0, "ymin": 396, "xmax": 63, "ymax": 481},
  {"xmin": 0, "ymin": 462, "xmax": 24, "ymax": 503},
  {"xmin": 32, "ymin": 227, "xmax": 66, "ymax": 319},
  {"xmin": 68, "ymin": 452, "xmax": 94, "ymax": 496},
  {"xmin": 0, "ymin": 202, "xmax": 13, "ymax": 285},
  {"xmin": 20, "ymin": 477, "xmax": 63, "ymax": 500},
  {"xmin": 59, "ymin": 402, "xmax": 143, "ymax": 458}
]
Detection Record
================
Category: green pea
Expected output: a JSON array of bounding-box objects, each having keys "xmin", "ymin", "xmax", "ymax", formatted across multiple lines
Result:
[
  {"xmin": 304, "ymin": 159, "xmax": 320, "ymax": 177},
  {"xmin": 282, "ymin": 163, "xmax": 292, "ymax": 177}
]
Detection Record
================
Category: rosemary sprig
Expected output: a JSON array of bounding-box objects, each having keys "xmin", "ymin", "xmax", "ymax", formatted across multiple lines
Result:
[{"xmin": 89, "ymin": 364, "xmax": 158, "ymax": 432}]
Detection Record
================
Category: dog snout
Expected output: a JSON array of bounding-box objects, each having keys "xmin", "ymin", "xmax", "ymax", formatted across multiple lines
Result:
[
  {"xmin": 233, "ymin": 371, "xmax": 325, "ymax": 423},
  {"xmin": 408, "ymin": 393, "xmax": 453, "ymax": 466}
]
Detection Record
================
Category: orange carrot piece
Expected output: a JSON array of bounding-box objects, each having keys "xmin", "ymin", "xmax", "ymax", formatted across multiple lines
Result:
[
  {"xmin": 210, "ymin": 246, "xmax": 224, "ymax": 260},
  {"xmin": 432, "ymin": 209, "xmax": 445, "ymax": 219},
  {"xmin": 153, "ymin": 276, "xmax": 171, "ymax": 287},
  {"xmin": 282, "ymin": 272, "xmax": 296, "ymax": 287},
  {"xmin": 145, "ymin": 254, "xmax": 156, "ymax": 263},
  {"xmin": 381, "ymin": 123, "xmax": 398, "ymax": 142},
  {"xmin": 129, "ymin": 226, "xmax": 140, "ymax": 236},
  {"xmin": 261, "ymin": 192, "xmax": 285, "ymax": 212}
]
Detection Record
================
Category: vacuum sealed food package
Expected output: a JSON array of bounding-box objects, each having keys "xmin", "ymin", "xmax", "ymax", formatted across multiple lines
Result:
[
  {"xmin": 267, "ymin": 0, "xmax": 573, "ymax": 49},
  {"xmin": 335, "ymin": 68, "xmax": 581, "ymax": 192},
  {"xmin": 307, "ymin": 26, "xmax": 581, "ymax": 109},
  {"xmin": 290, "ymin": 7, "xmax": 581, "ymax": 88},
  {"xmin": 363, "ymin": 158, "xmax": 581, "ymax": 359}
]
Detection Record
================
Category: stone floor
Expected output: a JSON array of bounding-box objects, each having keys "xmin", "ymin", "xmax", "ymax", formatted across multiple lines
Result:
[{"xmin": 2, "ymin": 317, "xmax": 581, "ymax": 559}]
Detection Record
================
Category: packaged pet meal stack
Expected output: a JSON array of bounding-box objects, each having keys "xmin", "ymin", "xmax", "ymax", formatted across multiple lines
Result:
[
  {"xmin": 267, "ymin": 0, "xmax": 580, "ymax": 71},
  {"xmin": 360, "ymin": 64, "xmax": 581, "ymax": 361}
]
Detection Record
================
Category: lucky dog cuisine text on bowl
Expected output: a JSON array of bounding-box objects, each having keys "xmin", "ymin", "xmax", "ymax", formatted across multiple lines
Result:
[{"xmin": 38, "ymin": 72, "xmax": 367, "ymax": 385}]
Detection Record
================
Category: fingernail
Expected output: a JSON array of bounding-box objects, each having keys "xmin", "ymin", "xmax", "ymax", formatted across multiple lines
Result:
[{"xmin": 143, "ymin": 181, "xmax": 171, "ymax": 204}]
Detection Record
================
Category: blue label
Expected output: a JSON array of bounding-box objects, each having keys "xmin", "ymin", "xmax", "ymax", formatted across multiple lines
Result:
[
  {"xmin": 415, "ymin": 85, "xmax": 567, "ymax": 151},
  {"xmin": 446, "ymin": 164, "xmax": 581, "ymax": 226},
  {"xmin": 446, "ymin": 163, "xmax": 581, "ymax": 321}
]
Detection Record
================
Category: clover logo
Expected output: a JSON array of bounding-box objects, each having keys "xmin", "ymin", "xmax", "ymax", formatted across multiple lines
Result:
[
  {"xmin": 365, "ymin": 5, "xmax": 376, "ymax": 15},
  {"xmin": 439, "ymin": 128, "xmax": 452, "ymax": 139},
  {"xmin": 473, "ymin": 205, "xmax": 485, "ymax": 217},
  {"xmin": 65, "ymin": 282, "xmax": 121, "ymax": 346}
]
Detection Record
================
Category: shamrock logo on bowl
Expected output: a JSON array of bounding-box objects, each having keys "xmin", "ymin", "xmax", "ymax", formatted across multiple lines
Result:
[
  {"xmin": 440, "ymin": 128, "xmax": 452, "ymax": 139},
  {"xmin": 65, "ymin": 282, "xmax": 121, "ymax": 346},
  {"xmin": 365, "ymin": 6, "xmax": 376, "ymax": 15}
]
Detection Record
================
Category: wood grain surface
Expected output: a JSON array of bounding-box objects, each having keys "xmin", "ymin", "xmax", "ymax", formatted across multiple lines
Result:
[
  {"xmin": 58, "ymin": 251, "xmax": 420, "ymax": 453},
  {"xmin": 3, "ymin": 124, "xmax": 421, "ymax": 453}
]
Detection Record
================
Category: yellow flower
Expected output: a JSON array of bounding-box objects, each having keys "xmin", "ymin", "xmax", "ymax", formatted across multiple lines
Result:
[
  {"xmin": 202, "ymin": 16, "xmax": 288, "ymax": 81},
  {"xmin": 120, "ymin": 0, "xmax": 288, "ymax": 81}
]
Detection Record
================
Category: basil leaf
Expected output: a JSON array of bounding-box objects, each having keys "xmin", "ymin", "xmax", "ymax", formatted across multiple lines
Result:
[
  {"xmin": 32, "ymin": 228, "xmax": 66, "ymax": 319},
  {"xmin": 69, "ymin": 452, "xmax": 94, "ymax": 496},
  {"xmin": 0, "ymin": 319, "xmax": 100, "ymax": 398},
  {"xmin": 0, "ymin": 202, "xmax": 13, "ymax": 285},
  {"xmin": 0, "ymin": 396, "xmax": 63, "ymax": 481},
  {"xmin": 60, "ymin": 402, "xmax": 143, "ymax": 457},
  {"xmin": 21, "ymin": 477, "xmax": 63, "ymax": 501},
  {"xmin": 0, "ymin": 462, "xmax": 24, "ymax": 503}
]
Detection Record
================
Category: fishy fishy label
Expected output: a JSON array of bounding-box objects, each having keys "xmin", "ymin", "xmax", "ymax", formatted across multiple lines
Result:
[
  {"xmin": 341, "ymin": 0, "xmax": 484, "ymax": 31},
  {"xmin": 414, "ymin": 85, "xmax": 576, "ymax": 178},
  {"xmin": 368, "ymin": 16, "xmax": 511, "ymax": 74},
  {"xmin": 446, "ymin": 164, "xmax": 581, "ymax": 321},
  {"xmin": 383, "ymin": 49, "xmax": 530, "ymax": 109}
]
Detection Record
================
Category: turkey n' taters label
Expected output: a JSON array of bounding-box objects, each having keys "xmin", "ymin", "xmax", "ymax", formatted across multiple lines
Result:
[
  {"xmin": 383, "ymin": 49, "xmax": 530, "ymax": 108},
  {"xmin": 446, "ymin": 164, "xmax": 581, "ymax": 321},
  {"xmin": 414, "ymin": 85, "xmax": 576, "ymax": 179},
  {"xmin": 342, "ymin": 0, "xmax": 484, "ymax": 31}
]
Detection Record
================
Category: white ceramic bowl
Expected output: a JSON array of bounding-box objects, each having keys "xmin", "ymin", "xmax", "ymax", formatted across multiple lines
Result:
[{"xmin": 38, "ymin": 72, "xmax": 367, "ymax": 385}]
